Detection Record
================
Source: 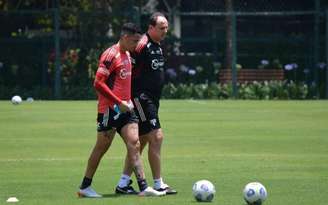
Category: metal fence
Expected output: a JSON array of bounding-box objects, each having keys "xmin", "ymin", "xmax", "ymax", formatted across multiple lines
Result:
[
  {"xmin": 176, "ymin": 0, "xmax": 327, "ymax": 98},
  {"xmin": 0, "ymin": 0, "xmax": 327, "ymax": 99}
]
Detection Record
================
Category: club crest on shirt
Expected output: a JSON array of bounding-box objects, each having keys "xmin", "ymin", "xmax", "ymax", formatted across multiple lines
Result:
[{"xmin": 119, "ymin": 68, "xmax": 132, "ymax": 79}]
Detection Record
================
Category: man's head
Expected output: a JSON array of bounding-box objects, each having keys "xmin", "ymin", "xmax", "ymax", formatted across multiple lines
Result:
[
  {"xmin": 148, "ymin": 12, "xmax": 168, "ymax": 43},
  {"xmin": 120, "ymin": 22, "xmax": 142, "ymax": 52}
]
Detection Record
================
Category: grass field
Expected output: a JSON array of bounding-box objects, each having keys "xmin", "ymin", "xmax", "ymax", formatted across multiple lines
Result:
[{"xmin": 0, "ymin": 100, "xmax": 327, "ymax": 205}]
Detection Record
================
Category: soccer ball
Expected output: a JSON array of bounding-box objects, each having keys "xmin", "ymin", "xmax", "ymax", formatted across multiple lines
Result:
[
  {"xmin": 243, "ymin": 182, "xmax": 267, "ymax": 205},
  {"xmin": 192, "ymin": 180, "xmax": 216, "ymax": 202},
  {"xmin": 11, "ymin": 95, "xmax": 22, "ymax": 105}
]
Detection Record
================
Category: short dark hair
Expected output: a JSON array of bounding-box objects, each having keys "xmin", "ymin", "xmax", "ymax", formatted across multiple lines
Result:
[
  {"xmin": 121, "ymin": 22, "xmax": 141, "ymax": 36},
  {"xmin": 149, "ymin": 12, "xmax": 166, "ymax": 26}
]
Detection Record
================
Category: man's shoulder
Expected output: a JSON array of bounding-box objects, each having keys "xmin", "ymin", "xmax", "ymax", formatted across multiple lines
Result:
[
  {"xmin": 103, "ymin": 44, "xmax": 120, "ymax": 56},
  {"xmin": 135, "ymin": 34, "xmax": 149, "ymax": 53},
  {"xmin": 101, "ymin": 44, "xmax": 120, "ymax": 62}
]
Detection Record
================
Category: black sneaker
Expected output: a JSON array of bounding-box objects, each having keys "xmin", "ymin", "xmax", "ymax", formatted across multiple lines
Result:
[
  {"xmin": 115, "ymin": 180, "xmax": 138, "ymax": 195},
  {"xmin": 155, "ymin": 186, "xmax": 177, "ymax": 195}
]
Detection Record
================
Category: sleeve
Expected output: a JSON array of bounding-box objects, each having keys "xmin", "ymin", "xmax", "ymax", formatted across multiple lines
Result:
[
  {"xmin": 97, "ymin": 51, "xmax": 115, "ymax": 77},
  {"xmin": 93, "ymin": 51, "xmax": 122, "ymax": 104}
]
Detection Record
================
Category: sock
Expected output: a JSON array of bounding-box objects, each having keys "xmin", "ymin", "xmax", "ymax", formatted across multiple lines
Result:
[
  {"xmin": 137, "ymin": 179, "xmax": 148, "ymax": 192},
  {"xmin": 118, "ymin": 174, "xmax": 131, "ymax": 188},
  {"xmin": 154, "ymin": 178, "xmax": 164, "ymax": 189},
  {"xmin": 80, "ymin": 177, "xmax": 92, "ymax": 189}
]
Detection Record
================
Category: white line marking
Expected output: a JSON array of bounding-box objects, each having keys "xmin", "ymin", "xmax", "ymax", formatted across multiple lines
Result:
[{"xmin": 0, "ymin": 156, "xmax": 123, "ymax": 162}]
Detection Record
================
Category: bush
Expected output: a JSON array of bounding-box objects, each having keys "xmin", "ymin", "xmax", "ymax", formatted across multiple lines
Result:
[
  {"xmin": 161, "ymin": 81, "xmax": 313, "ymax": 100},
  {"xmin": 0, "ymin": 81, "xmax": 315, "ymax": 100}
]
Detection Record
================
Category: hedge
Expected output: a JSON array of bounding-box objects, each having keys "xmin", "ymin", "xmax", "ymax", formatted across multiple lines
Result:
[{"xmin": 0, "ymin": 81, "xmax": 318, "ymax": 100}]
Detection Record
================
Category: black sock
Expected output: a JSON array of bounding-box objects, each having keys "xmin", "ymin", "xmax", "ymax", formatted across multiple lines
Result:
[
  {"xmin": 80, "ymin": 177, "xmax": 92, "ymax": 189},
  {"xmin": 137, "ymin": 179, "xmax": 148, "ymax": 192}
]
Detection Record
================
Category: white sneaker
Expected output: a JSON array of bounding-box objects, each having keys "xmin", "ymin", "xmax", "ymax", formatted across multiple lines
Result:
[
  {"xmin": 154, "ymin": 183, "xmax": 178, "ymax": 195},
  {"xmin": 139, "ymin": 186, "xmax": 166, "ymax": 197},
  {"xmin": 77, "ymin": 186, "xmax": 102, "ymax": 198}
]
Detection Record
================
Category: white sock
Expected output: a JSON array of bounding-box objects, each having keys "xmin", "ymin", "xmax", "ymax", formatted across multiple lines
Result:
[
  {"xmin": 154, "ymin": 178, "xmax": 166, "ymax": 189},
  {"xmin": 118, "ymin": 174, "xmax": 130, "ymax": 188}
]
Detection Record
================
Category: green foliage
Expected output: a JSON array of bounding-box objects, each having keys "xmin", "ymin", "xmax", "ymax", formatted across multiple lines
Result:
[
  {"xmin": 48, "ymin": 48, "xmax": 81, "ymax": 86},
  {"xmin": 162, "ymin": 81, "xmax": 311, "ymax": 100},
  {"xmin": 0, "ymin": 80, "xmax": 313, "ymax": 100},
  {"xmin": 61, "ymin": 86, "xmax": 96, "ymax": 100},
  {"xmin": 85, "ymin": 47, "xmax": 106, "ymax": 80}
]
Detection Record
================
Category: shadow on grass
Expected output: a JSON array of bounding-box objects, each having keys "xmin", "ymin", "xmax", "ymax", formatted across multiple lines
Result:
[{"xmin": 101, "ymin": 193, "xmax": 121, "ymax": 198}]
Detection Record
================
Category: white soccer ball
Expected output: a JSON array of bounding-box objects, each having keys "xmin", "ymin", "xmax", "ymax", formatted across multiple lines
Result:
[
  {"xmin": 243, "ymin": 182, "xmax": 267, "ymax": 205},
  {"xmin": 11, "ymin": 95, "xmax": 22, "ymax": 105},
  {"xmin": 192, "ymin": 180, "xmax": 216, "ymax": 202}
]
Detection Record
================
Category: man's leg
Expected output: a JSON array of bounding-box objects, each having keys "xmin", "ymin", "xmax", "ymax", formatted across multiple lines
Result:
[
  {"xmin": 116, "ymin": 123, "xmax": 142, "ymax": 194},
  {"xmin": 142, "ymin": 129, "xmax": 163, "ymax": 179},
  {"xmin": 116, "ymin": 133, "xmax": 148, "ymax": 192},
  {"xmin": 141, "ymin": 129, "xmax": 177, "ymax": 194},
  {"xmin": 120, "ymin": 123, "xmax": 146, "ymax": 188},
  {"xmin": 84, "ymin": 130, "xmax": 115, "ymax": 178},
  {"xmin": 120, "ymin": 128, "xmax": 176, "ymax": 194},
  {"xmin": 78, "ymin": 130, "xmax": 115, "ymax": 197},
  {"xmin": 119, "ymin": 123, "xmax": 165, "ymax": 196}
]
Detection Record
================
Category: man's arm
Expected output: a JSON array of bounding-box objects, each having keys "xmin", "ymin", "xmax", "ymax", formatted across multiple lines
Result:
[
  {"xmin": 94, "ymin": 72, "xmax": 133, "ymax": 112},
  {"xmin": 93, "ymin": 71, "xmax": 122, "ymax": 105}
]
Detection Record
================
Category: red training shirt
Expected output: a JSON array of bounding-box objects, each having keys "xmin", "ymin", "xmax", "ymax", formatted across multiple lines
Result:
[{"xmin": 94, "ymin": 43, "xmax": 132, "ymax": 113}]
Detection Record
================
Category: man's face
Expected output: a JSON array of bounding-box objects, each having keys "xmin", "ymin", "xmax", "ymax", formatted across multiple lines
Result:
[
  {"xmin": 149, "ymin": 16, "xmax": 168, "ymax": 42},
  {"xmin": 124, "ymin": 33, "xmax": 141, "ymax": 52}
]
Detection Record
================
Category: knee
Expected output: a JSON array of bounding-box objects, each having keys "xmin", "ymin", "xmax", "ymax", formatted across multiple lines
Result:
[
  {"xmin": 149, "ymin": 131, "xmax": 163, "ymax": 148},
  {"xmin": 127, "ymin": 138, "xmax": 141, "ymax": 153}
]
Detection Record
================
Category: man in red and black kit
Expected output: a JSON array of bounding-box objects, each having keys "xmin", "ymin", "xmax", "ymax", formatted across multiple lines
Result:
[
  {"xmin": 77, "ymin": 22, "xmax": 165, "ymax": 198},
  {"xmin": 116, "ymin": 13, "xmax": 177, "ymax": 195}
]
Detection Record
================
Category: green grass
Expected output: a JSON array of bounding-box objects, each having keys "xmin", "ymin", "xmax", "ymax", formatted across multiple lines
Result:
[{"xmin": 0, "ymin": 100, "xmax": 327, "ymax": 205}]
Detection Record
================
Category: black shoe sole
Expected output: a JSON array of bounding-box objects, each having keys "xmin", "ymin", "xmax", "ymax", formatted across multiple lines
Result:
[
  {"xmin": 166, "ymin": 190, "xmax": 178, "ymax": 195},
  {"xmin": 115, "ymin": 187, "xmax": 138, "ymax": 195}
]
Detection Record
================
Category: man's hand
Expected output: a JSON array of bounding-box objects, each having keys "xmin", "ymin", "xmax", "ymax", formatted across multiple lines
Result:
[{"xmin": 118, "ymin": 100, "xmax": 134, "ymax": 113}]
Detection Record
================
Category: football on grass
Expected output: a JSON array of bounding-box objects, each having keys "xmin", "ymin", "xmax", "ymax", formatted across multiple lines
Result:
[
  {"xmin": 11, "ymin": 95, "xmax": 22, "ymax": 105},
  {"xmin": 192, "ymin": 180, "xmax": 216, "ymax": 202},
  {"xmin": 243, "ymin": 182, "xmax": 267, "ymax": 205}
]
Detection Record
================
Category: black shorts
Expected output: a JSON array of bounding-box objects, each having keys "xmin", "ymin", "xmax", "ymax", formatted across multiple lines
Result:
[
  {"xmin": 97, "ymin": 107, "xmax": 139, "ymax": 134},
  {"xmin": 133, "ymin": 92, "xmax": 161, "ymax": 135}
]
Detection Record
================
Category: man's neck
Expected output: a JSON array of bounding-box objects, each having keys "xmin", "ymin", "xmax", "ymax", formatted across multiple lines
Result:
[
  {"xmin": 118, "ymin": 40, "xmax": 127, "ymax": 52},
  {"xmin": 147, "ymin": 32, "xmax": 160, "ymax": 44}
]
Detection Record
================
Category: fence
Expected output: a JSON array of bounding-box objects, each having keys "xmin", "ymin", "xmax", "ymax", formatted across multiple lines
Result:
[
  {"xmin": 0, "ymin": 0, "xmax": 327, "ymax": 99},
  {"xmin": 175, "ymin": 0, "xmax": 327, "ymax": 98}
]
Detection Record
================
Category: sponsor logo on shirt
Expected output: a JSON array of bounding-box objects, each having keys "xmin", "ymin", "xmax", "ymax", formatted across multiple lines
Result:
[{"xmin": 151, "ymin": 59, "xmax": 164, "ymax": 70}]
